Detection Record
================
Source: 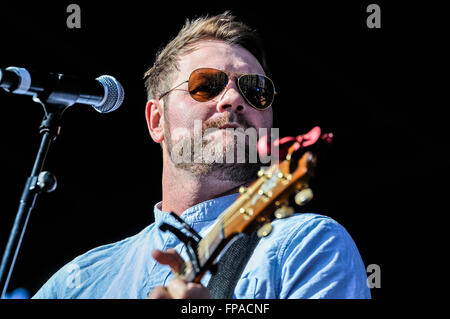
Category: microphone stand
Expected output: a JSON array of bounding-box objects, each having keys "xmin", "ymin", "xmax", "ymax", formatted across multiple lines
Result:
[{"xmin": 0, "ymin": 99, "xmax": 67, "ymax": 298}]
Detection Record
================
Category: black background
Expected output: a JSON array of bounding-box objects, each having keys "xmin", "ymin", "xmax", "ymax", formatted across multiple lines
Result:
[{"xmin": 0, "ymin": 0, "xmax": 444, "ymax": 303}]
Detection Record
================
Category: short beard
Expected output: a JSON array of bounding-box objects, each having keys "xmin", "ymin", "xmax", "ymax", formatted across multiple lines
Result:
[{"xmin": 164, "ymin": 112, "xmax": 263, "ymax": 183}]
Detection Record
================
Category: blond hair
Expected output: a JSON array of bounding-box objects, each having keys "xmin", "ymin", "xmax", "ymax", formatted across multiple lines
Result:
[{"xmin": 143, "ymin": 11, "xmax": 268, "ymax": 101}]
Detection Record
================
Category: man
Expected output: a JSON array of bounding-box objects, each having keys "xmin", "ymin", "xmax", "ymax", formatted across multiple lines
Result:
[{"xmin": 32, "ymin": 12, "xmax": 370, "ymax": 299}]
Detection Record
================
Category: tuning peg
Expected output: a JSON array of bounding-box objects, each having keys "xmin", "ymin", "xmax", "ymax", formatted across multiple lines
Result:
[
  {"xmin": 257, "ymin": 223, "xmax": 273, "ymax": 237},
  {"xmin": 257, "ymin": 189, "xmax": 272, "ymax": 199},
  {"xmin": 277, "ymin": 172, "xmax": 292, "ymax": 184},
  {"xmin": 239, "ymin": 207, "xmax": 253, "ymax": 219},
  {"xmin": 274, "ymin": 206, "xmax": 294, "ymax": 219},
  {"xmin": 257, "ymin": 169, "xmax": 272, "ymax": 179},
  {"xmin": 239, "ymin": 186, "xmax": 248, "ymax": 194},
  {"xmin": 295, "ymin": 188, "xmax": 314, "ymax": 206}
]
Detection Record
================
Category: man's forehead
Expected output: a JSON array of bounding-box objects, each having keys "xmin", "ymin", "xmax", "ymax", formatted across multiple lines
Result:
[{"xmin": 176, "ymin": 40, "xmax": 265, "ymax": 78}]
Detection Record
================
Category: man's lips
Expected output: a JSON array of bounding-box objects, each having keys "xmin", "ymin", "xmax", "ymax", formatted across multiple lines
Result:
[{"xmin": 218, "ymin": 123, "xmax": 242, "ymax": 129}]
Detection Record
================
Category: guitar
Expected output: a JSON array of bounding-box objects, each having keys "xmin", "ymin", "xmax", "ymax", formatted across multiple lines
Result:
[{"xmin": 161, "ymin": 126, "xmax": 333, "ymax": 283}]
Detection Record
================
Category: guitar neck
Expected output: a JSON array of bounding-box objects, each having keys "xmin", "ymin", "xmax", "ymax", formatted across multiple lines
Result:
[
  {"xmin": 174, "ymin": 127, "xmax": 328, "ymax": 284},
  {"xmin": 177, "ymin": 211, "xmax": 234, "ymax": 283},
  {"xmin": 178, "ymin": 164, "xmax": 280, "ymax": 283}
]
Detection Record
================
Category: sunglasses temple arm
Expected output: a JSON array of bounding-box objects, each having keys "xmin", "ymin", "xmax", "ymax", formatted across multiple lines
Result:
[{"xmin": 158, "ymin": 80, "xmax": 189, "ymax": 100}]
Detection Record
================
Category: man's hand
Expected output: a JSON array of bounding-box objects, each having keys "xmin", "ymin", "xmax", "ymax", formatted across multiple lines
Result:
[{"xmin": 147, "ymin": 248, "xmax": 211, "ymax": 299}]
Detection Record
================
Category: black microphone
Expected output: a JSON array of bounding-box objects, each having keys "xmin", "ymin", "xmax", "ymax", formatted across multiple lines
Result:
[{"xmin": 0, "ymin": 66, "xmax": 124, "ymax": 113}]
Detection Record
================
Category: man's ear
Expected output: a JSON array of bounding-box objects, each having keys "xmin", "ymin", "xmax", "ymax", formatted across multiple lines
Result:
[{"xmin": 145, "ymin": 99, "xmax": 164, "ymax": 143}]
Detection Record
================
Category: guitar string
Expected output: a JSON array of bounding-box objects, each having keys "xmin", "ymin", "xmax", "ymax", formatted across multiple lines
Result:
[
  {"xmin": 188, "ymin": 152, "xmax": 312, "ymax": 276},
  {"xmin": 213, "ymin": 145, "xmax": 311, "ymax": 236},
  {"xmin": 197, "ymin": 166, "xmax": 284, "ymax": 258},
  {"xmin": 197, "ymin": 159, "xmax": 308, "ymax": 259}
]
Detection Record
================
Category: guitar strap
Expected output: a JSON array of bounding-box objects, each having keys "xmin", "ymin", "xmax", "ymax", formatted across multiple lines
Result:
[{"xmin": 207, "ymin": 232, "xmax": 261, "ymax": 299}]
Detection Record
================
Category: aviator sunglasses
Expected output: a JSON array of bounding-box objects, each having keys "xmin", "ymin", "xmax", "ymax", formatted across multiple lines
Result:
[{"xmin": 159, "ymin": 68, "xmax": 276, "ymax": 110}]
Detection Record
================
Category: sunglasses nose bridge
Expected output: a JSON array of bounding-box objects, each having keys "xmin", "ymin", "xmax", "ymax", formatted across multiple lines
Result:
[
  {"xmin": 216, "ymin": 80, "xmax": 248, "ymax": 113},
  {"xmin": 221, "ymin": 73, "xmax": 237, "ymax": 89},
  {"xmin": 227, "ymin": 75, "xmax": 247, "ymax": 96}
]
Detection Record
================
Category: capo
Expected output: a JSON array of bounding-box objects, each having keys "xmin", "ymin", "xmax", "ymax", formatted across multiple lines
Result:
[
  {"xmin": 168, "ymin": 212, "xmax": 202, "ymax": 241},
  {"xmin": 159, "ymin": 212, "xmax": 203, "ymax": 275}
]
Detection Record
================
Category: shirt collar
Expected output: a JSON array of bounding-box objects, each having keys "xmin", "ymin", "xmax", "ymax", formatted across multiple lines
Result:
[{"xmin": 153, "ymin": 193, "xmax": 239, "ymax": 225}]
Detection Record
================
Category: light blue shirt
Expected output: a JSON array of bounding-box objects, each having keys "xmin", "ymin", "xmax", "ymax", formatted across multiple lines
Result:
[{"xmin": 32, "ymin": 193, "xmax": 371, "ymax": 299}]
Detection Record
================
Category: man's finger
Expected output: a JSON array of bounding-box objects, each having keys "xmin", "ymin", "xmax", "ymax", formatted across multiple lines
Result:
[
  {"xmin": 167, "ymin": 278, "xmax": 211, "ymax": 299},
  {"xmin": 152, "ymin": 248, "xmax": 185, "ymax": 274},
  {"xmin": 147, "ymin": 286, "xmax": 171, "ymax": 299}
]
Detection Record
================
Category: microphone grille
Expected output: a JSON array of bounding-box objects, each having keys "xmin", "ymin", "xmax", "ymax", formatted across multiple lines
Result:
[{"xmin": 95, "ymin": 75, "xmax": 125, "ymax": 113}]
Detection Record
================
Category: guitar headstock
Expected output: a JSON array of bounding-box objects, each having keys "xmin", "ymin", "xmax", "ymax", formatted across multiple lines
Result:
[{"xmin": 221, "ymin": 126, "xmax": 333, "ymax": 238}]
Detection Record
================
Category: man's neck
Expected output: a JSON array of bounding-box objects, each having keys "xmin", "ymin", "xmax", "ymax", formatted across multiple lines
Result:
[{"xmin": 161, "ymin": 161, "xmax": 244, "ymax": 216}]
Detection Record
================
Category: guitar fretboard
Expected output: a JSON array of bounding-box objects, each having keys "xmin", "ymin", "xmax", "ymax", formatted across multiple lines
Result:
[{"xmin": 186, "ymin": 165, "xmax": 280, "ymax": 282}]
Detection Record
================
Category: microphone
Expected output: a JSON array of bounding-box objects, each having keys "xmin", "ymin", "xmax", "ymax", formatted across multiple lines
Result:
[{"xmin": 0, "ymin": 66, "xmax": 124, "ymax": 113}]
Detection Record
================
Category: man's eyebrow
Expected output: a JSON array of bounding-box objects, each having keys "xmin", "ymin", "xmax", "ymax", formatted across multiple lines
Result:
[{"xmin": 227, "ymin": 70, "xmax": 265, "ymax": 78}]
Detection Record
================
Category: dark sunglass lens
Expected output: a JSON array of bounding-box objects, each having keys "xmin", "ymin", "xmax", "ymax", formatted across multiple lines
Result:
[
  {"xmin": 188, "ymin": 69, "xmax": 228, "ymax": 102},
  {"xmin": 238, "ymin": 75, "xmax": 274, "ymax": 109}
]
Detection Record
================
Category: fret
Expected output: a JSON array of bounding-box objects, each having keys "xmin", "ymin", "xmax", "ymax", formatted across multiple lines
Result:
[
  {"xmin": 193, "ymin": 165, "xmax": 279, "ymax": 272},
  {"xmin": 196, "ymin": 215, "xmax": 224, "ymax": 267},
  {"xmin": 182, "ymin": 163, "xmax": 283, "ymax": 281},
  {"xmin": 178, "ymin": 260, "xmax": 195, "ymax": 281}
]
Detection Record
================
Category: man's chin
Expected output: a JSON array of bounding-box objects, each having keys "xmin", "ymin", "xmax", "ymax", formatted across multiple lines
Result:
[
  {"xmin": 211, "ymin": 162, "xmax": 262, "ymax": 183},
  {"xmin": 167, "ymin": 130, "xmax": 262, "ymax": 182},
  {"xmin": 174, "ymin": 161, "xmax": 261, "ymax": 183}
]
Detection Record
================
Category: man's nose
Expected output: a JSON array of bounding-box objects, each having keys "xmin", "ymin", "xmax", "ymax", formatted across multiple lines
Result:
[{"xmin": 216, "ymin": 81, "xmax": 247, "ymax": 113}]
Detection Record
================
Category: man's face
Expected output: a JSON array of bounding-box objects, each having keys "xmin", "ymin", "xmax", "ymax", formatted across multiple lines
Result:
[{"xmin": 161, "ymin": 40, "xmax": 273, "ymax": 181}]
